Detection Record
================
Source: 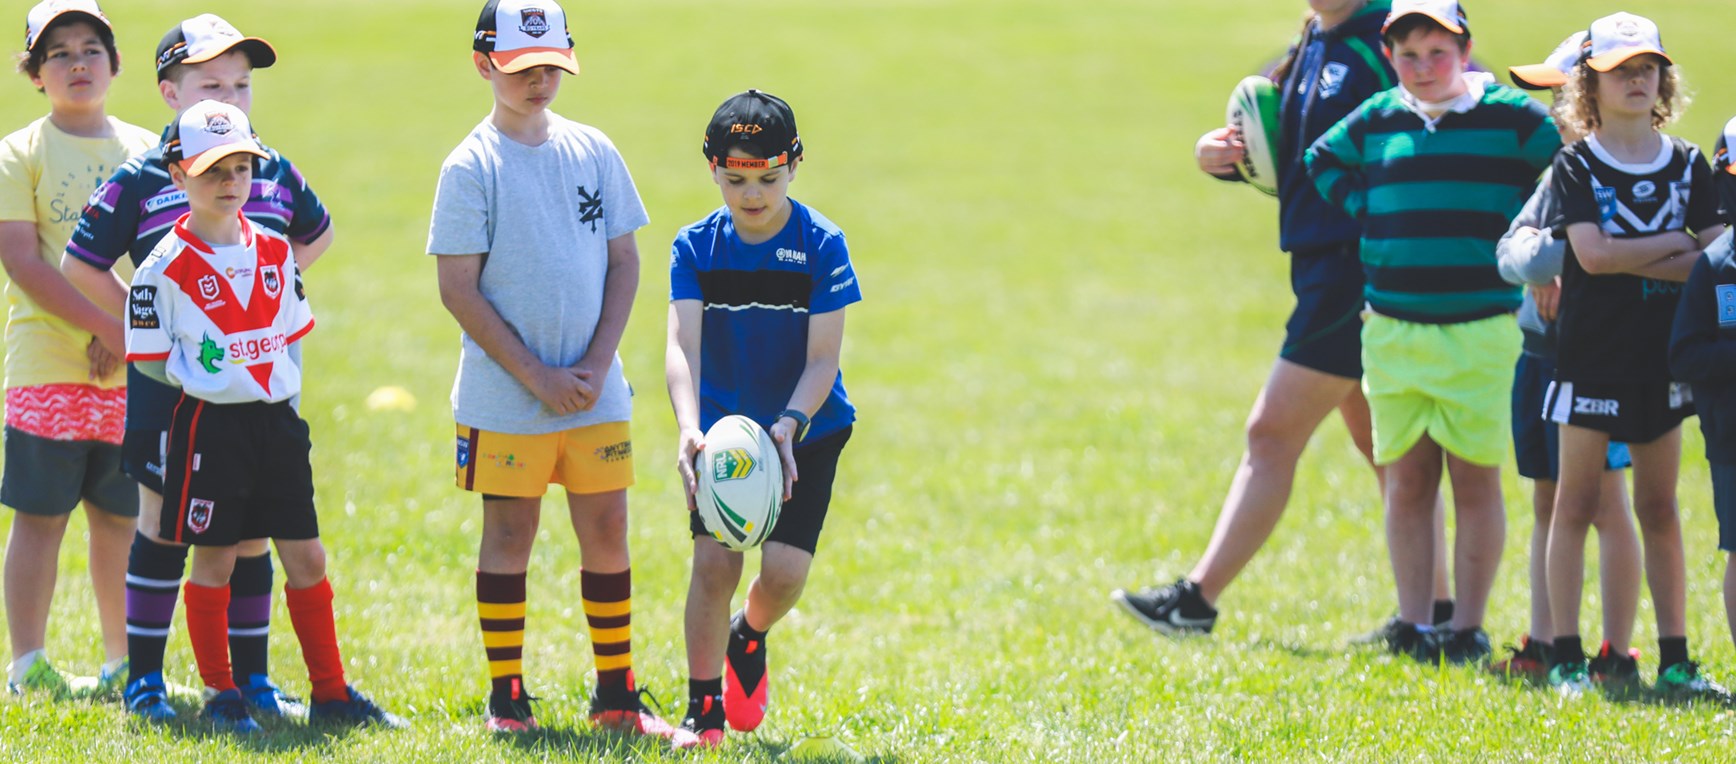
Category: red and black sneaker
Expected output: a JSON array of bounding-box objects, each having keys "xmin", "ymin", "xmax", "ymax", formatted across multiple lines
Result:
[
  {"xmin": 1588, "ymin": 641, "xmax": 1643, "ymax": 696},
  {"xmin": 589, "ymin": 671, "xmax": 682, "ymax": 740},
  {"xmin": 1489, "ymin": 635, "xmax": 1553, "ymax": 680},
  {"xmin": 723, "ymin": 612, "xmax": 770, "ymax": 732},
  {"xmin": 673, "ymin": 692, "xmax": 726, "ymax": 750},
  {"xmin": 485, "ymin": 678, "xmax": 538, "ymax": 733}
]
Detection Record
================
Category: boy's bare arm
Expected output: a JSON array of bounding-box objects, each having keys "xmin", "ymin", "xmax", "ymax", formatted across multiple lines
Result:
[
  {"xmin": 0, "ymin": 221, "xmax": 124, "ymax": 353},
  {"xmin": 1625, "ymin": 226, "xmax": 1727, "ymax": 282},
  {"xmin": 60, "ymin": 252, "xmax": 128, "ymax": 317},
  {"xmin": 571, "ymin": 232, "xmax": 641, "ymax": 406},
  {"xmin": 665, "ymin": 299, "xmax": 704, "ymax": 510},
  {"xmin": 291, "ymin": 225, "xmax": 335, "ymax": 273},
  {"xmin": 436, "ymin": 253, "xmax": 594, "ymax": 415},
  {"xmin": 1565, "ymin": 222, "xmax": 1698, "ymax": 277}
]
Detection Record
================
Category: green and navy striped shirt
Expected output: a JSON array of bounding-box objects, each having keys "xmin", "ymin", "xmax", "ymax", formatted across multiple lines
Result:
[{"xmin": 1306, "ymin": 81, "xmax": 1558, "ymax": 324}]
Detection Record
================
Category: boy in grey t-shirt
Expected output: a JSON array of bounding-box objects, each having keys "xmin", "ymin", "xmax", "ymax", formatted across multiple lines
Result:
[{"xmin": 426, "ymin": 0, "xmax": 676, "ymax": 741}]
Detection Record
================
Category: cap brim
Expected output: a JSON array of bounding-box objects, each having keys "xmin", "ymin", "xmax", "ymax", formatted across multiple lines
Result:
[
  {"xmin": 183, "ymin": 38, "xmax": 278, "ymax": 70},
  {"xmin": 490, "ymin": 48, "xmax": 580, "ymax": 75},
  {"xmin": 1383, "ymin": 11, "xmax": 1465, "ymax": 35},
  {"xmin": 1508, "ymin": 64, "xmax": 1567, "ymax": 91},
  {"xmin": 27, "ymin": 10, "xmax": 111, "ymax": 53},
  {"xmin": 1586, "ymin": 47, "xmax": 1670, "ymax": 72},
  {"xmin": 183, "ymin": 145, "xmax": 269, "ymax": 177}
]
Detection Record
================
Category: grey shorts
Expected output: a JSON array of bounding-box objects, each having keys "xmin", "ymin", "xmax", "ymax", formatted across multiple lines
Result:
[{"xmin": 1, "ymin": 427, "xmax": 139, "ymax": 518}]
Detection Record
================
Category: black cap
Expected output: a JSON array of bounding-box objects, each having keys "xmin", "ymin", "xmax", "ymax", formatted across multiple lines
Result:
[
  {"xmin": 703, "ymin": 90, "xmax": 802, "ymax": 170},
  {"xmin": 155, "ymin": 14, "xmax": 277, "ymax": 82}
]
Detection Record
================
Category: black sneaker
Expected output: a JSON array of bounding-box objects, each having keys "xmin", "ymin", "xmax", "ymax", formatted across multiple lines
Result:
[
  {"xmin": 673, "ymin": 693, "xmax": 725, "ymax": 750},
  {"xmin": 1109, "ymin": 578, "xmax": 1217, "ymax": 635},
  {"xmin": 1588, "ymin": 641, "xmax": 1643, "ymax": 698},
  {"xmin": 1441, "ymin": 627, "xmax": 1492, "ymax": 666},
  {"xmin": 1655, "ymin": 661, "xmax": 1736, "ymax": 705},
  {"xmin": 1385, "ymin": 621, "xmax": 1441, "ymax": 663},
  {"xmin": 1350, "ymin": 616, "xmax": 1405, "ymax": 647},
  {"xmin": 485, "ymin": 679, "xmax": 538, "ymax": 733}
]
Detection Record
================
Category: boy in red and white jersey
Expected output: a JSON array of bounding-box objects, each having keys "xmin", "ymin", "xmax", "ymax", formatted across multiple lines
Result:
[{"xmin": 125, "ymin": 100, "xmax": 401, "ymax": 733}]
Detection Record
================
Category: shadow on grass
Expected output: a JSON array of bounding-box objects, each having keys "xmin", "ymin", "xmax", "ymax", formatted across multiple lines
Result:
[
  {"xmin": 1243, "ymin": 637, "xmax": 1341, "ymax": 661},
  {"xmin": 740, "ymin": 737, "xmax": 900, "ymax": 763},
  {"xmin": 129, "ymin": 697, "xmax": 367, "ymax": 754}
]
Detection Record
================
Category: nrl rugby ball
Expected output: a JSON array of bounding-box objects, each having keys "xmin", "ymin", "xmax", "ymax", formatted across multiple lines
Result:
[
  {"xmin": 1225, "ymin": 75, "xmax": 1281, "ymax": 197},
  {"xmin": 697, "ymin": 415, "xmax": 784, "ymax": 551}
]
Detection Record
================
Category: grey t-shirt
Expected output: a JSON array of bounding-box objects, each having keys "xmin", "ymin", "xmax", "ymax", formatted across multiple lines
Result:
[{"xmin": 427, "ymin": 114, "xmax": 649, "ymax": 434}]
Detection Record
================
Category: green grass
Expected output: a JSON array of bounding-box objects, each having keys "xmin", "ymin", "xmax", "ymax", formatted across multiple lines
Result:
[{"xmin": 2, "ymin": 0, "xmax": 1736, "ymax": 760}]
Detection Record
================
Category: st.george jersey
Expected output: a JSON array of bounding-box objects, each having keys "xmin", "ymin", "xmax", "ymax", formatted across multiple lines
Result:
[
  {"xmin": 1552, "ymin": 134, "xmax": 1720, "ymax": 383},
  {"xmin": 126, "ymin": 214, "xmax": 313, "ymax": 404}
]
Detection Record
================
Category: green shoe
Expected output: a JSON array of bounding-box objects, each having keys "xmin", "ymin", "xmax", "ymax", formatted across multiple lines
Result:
[
  {"xmin": 7, "ymin": 656, "xmax": 75, "ymax": 699},
  {"xmin": 1655, "ymin": 661, "xmax": 1735, "ymax": 705},
  {"xmin": 1547, "ymin": 662, "xmax": 1592, "ymax": 699},
  {"xmin": 70, "ymin": 658, "xmax": 128, "ymax": 701}
]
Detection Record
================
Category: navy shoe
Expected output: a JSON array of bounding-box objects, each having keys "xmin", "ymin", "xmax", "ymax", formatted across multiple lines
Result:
[
  {"xmin": 203, "ymin": 688, "xmax": 262, "ymax": 734},
  {"xmin": 123, "ymin": 672, "xmax": 178, "ymax": 722},
  {"xmin": 308, "ymin": 686, "xmax": 407, "ymax": 729}
]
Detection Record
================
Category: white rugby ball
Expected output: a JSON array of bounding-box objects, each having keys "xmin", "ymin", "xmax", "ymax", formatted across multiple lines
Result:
[
  {"xmin": 1225, "ymin": 75, "xmax": 1281, "ymax": 197},
  {"xmin": 696, "ymin": 415, "xmax": 784, "ymax": 551}
]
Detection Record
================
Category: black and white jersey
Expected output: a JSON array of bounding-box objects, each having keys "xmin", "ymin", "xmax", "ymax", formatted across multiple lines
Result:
[{"xmin": 1551, "ymin": 134, "xmax": 1720, "ymax": 383}]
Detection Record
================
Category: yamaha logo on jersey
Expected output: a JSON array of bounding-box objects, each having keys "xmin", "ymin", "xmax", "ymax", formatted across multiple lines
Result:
[
  {"xmin": 260, "ymin": 265, "xmax": 282, "ymax": 298},
  {"xmin": 519, "ymin": 8, "xmax": 549, "ymax": 37},
  {"xmin": 188, "ymin": 498, "xmax": 215, "ymax": 534},
  {"xmin": 198, "ymin": 274, "xmax": 220, "ymax": 301}
]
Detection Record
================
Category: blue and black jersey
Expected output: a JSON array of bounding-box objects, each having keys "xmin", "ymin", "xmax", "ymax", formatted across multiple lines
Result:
[
  {"xmin": 670, "ymin": 199, "xmax": 860, "ymax": 442},
  {"xmin": 1672, "ymin": 233, "xmax": 1736, "ymax": 463},
  {"xmin": 1272, "ymin": 0, "xmax": 1395, "ymax": 255}
]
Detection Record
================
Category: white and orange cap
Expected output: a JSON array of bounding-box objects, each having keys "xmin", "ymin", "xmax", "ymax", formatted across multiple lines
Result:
[
  {"xmin": 163, "ymin": 100, "xmax": 268, "ymax": 176},
  {"xmin": 1585, "ymin": 12, "xmax": 1670, "ymax": 73},
  {"xmin": 1383, "ymin": 0, "xmax": 1469, "ymax": 35},
  {"xmin": 155, "ymin": 14, "xmax": 277, "ymax": 80},
  {"xmin": 24, "ymin": 0, "xmax": 110, "ymax": 55},
  {"xmin": 473, "ymin": 0, "xmax": 579, "ymax": 75},
  {"xmin": 1509, "ymin": 31, "xmax": 1588, "ymax": 91}
]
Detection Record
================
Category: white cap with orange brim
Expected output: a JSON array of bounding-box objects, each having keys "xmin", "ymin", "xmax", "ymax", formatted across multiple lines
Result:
[
  {"xmin": 164, "ymin": 100, "xmax": 268, "ymax": 177},
  {"xmin": 473, "ymin": 0, "xmax": 579, "ymax": 75},
  {"xmin": 1585, "ymin": 12, "xmax": 1670, "ymax": 73}
]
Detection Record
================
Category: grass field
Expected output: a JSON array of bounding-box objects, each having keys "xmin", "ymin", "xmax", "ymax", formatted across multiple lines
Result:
[{"xmin": 3, "ymin": 0, "xmax": 1736, "ymax": 760}]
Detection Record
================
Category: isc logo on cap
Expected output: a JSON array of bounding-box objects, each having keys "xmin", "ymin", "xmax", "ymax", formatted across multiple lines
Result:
[{"xmin": 730, "ymin": 124, "xmax": 763, "ymax": 135}]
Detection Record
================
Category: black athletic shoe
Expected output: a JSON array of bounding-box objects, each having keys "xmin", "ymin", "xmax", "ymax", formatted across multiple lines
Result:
[
  {"xmin": 1588, "ymin": 641, "xmax": 1643, "ymax": 698},
  {"xmin": 1110, "ymin": 578, "xmax": 1217, "ymax": 635},
  {"xmin": 1352, "ymin": 616, "xmax": 1406, "ymax": 648},
  {"xmin": 1385, "ymin": 621, "xmax": 1441, "ymax": 663},
  {"xmin": 1441, "ymin": 627, "xmax": 1492, "ymax": 666}
]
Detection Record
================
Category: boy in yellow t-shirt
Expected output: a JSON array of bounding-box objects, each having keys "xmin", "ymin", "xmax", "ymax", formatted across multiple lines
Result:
[{"xmin": 0, "ymin": 0, "xmax": 156, "ymax": 697}]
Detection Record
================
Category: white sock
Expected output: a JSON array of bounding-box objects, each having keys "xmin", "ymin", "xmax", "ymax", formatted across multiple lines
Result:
[{"xmin": 8, "ymin": 649, "xmax": 44, "ymax": 685}]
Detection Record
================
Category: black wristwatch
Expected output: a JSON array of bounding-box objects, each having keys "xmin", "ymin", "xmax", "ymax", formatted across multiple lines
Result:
[{"xmin": 775, "ymin": 409, "xmax": 811, "ymax": 443}]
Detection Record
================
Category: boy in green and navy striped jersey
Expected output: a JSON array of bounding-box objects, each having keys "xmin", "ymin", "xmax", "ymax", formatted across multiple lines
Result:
[{"xmin": 1305, "ymin": 0, "xmax": 1558, "ymax": 663}]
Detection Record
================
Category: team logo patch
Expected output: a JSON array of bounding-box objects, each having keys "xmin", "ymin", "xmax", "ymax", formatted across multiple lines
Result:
[
  {"xmin": 712, "ymin": 448, "xmax": 756, "ymax": 482},
  {"xmin": 202, "ymin": 110, "xmax": 234, "ymax": 136},
  {"xmin": 260, "ymin": 265, "xmax": 282, "ymax": 298},
  {"xmin": 519, "ymin": 8, "xmax": 550, "ymax": 37},
  {"xmin": 1632, "ymin": 180, "xmax": 1657, "ymax": 201},
  {"xmin": 129, "ymin": 286, "xmax": 159, "ymax": 329},
  {"xmin": 595, "ymin": 441, "xmax": 632, "ymax": 463},
  {"xmin": 198, "ymin": 274, "xmax": 220, "ymax": 301},
  {"xmin": 1718, "ymin": 285, "xmax": 1736, "ymax": 327},
  {"xmin": 188, "ymin": 498, "xmax": 215, "ymax": 534},
  {"xmin": 456, "ymin": 437, "xmax": 471, "ymax": 468},
  {"xmin": 575, "ymin": 185, "xmax": 603, "ymax": 233},
  {"xmin": 198, "ymin": 332, "xmax": 226, "ymax": 373},
  {"xmin": 1319, "ymin": 62, "xmax": 1349, "ymax": 99},
  {"xmin": 1593, "ymin": 186, "xmax": 1617, "ymax": 223}
]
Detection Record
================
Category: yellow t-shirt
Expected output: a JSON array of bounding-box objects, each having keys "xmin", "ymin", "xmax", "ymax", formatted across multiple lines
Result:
[{"xmin": 0, "ymin": 115, "xmax": 157, "ymax": 389}]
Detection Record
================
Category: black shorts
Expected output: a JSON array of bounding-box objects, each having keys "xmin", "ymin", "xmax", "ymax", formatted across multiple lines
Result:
[
  {"xmin": 1, "ymin": 428, "xmax": 138, "ymax": 518},
  {"xmin": 160, "ymin": 394, "xmax": 318, "ymax": 546},
  {"xmin": 1280, "ymin": 244, "xmax": 1363, "ymax": 380},
  {"xmin": 121, "ymin": 427, "xmax": 167, "ymax": 494},
  {"xmin": 1511, "ymin": 353, "xmax": 1631, "ymax": 480},
  {"xmin": 691, "ymin": 425, "xmax": 851, "ymax": 556},
  {"xmin": 1544, "ymin": 378, "xmax": 1693, "ymax": 445},
  {"xmin": 1712, "ymin": 462, "xmax": 1736, "ymax": 553}
]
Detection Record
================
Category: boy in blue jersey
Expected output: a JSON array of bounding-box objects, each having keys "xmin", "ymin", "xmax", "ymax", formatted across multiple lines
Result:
[
  {"xmin": 1670, "ymin": 120, "xmax": 1736, "ymax": 658},
  {"xmin": 58, "ymin": 14, "xmax": 333, "ymax": 720},
  {"xmin": 666, "ymin": 90, "xmax": 861, "ymax": 750},
  {"xmin": 1306, "ymin": 0, "xmax": 1559, "ymax": 664}
]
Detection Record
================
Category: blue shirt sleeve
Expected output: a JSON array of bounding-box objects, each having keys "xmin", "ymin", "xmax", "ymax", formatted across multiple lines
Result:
[
  {"xmin": 275, "ymin": 157, "xmax": 331, "ymax": 245},
  {"xmin": 66, "ymin": 162, "xmax": 142, "ymax": 270},
  {"xmin": 809, "ymin": 231, "xmax": 861, "ymax": 314},
  {"xmin": 670, "ymin": 234, "xmax": 702, "ymax": 302}
]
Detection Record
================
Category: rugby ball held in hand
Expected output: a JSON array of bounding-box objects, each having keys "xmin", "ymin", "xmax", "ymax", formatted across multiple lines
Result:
[
  {"xmin": 697, "ymin": 415, "xmax": 784, "ymax": 551},
  {"xmin": 1225, "ymin": 75, "xmax": 1281, "ymax": 197}
]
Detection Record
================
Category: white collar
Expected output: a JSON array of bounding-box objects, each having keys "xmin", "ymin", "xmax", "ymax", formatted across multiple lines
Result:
[{"xmin": 1399, "ymin": 72, "xmax": 1494, "ymax": 129}]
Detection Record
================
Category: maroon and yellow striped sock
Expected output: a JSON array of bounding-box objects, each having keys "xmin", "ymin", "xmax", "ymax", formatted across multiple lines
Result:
[
  {"xmin": 581, "ymin": 568, "xmax": 632, "ymax": 692},
  {"xmin": 477, "ymin": 571, "xmax": 527, "ymax": 696}
]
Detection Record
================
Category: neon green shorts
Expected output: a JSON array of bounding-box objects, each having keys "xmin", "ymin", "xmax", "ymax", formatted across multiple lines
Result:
[{"xmin": 1361, "ymin": 313, "xmax": 1519, "ymax": 467}]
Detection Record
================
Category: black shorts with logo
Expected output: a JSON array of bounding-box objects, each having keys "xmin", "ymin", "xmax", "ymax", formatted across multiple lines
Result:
[
  {"xmin": 1544, "ymin": 378, "xmax": 1693, "ymax": 445},
  {"xmin": 691, "ymin": 425, "xmax": 851, "ymax": 556},
  {"xmin": 160, "ymin": 394, "xmax": 318, "ymax": 546}
]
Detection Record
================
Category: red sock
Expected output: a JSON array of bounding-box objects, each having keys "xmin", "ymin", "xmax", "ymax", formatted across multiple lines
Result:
[
  {"xmin": 183, "ymin": 581, "xmax": 237, "ymax": 693},
  {"xmin": 286, "ymin": 578, "xmax": 349, "ymax": 703}
]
